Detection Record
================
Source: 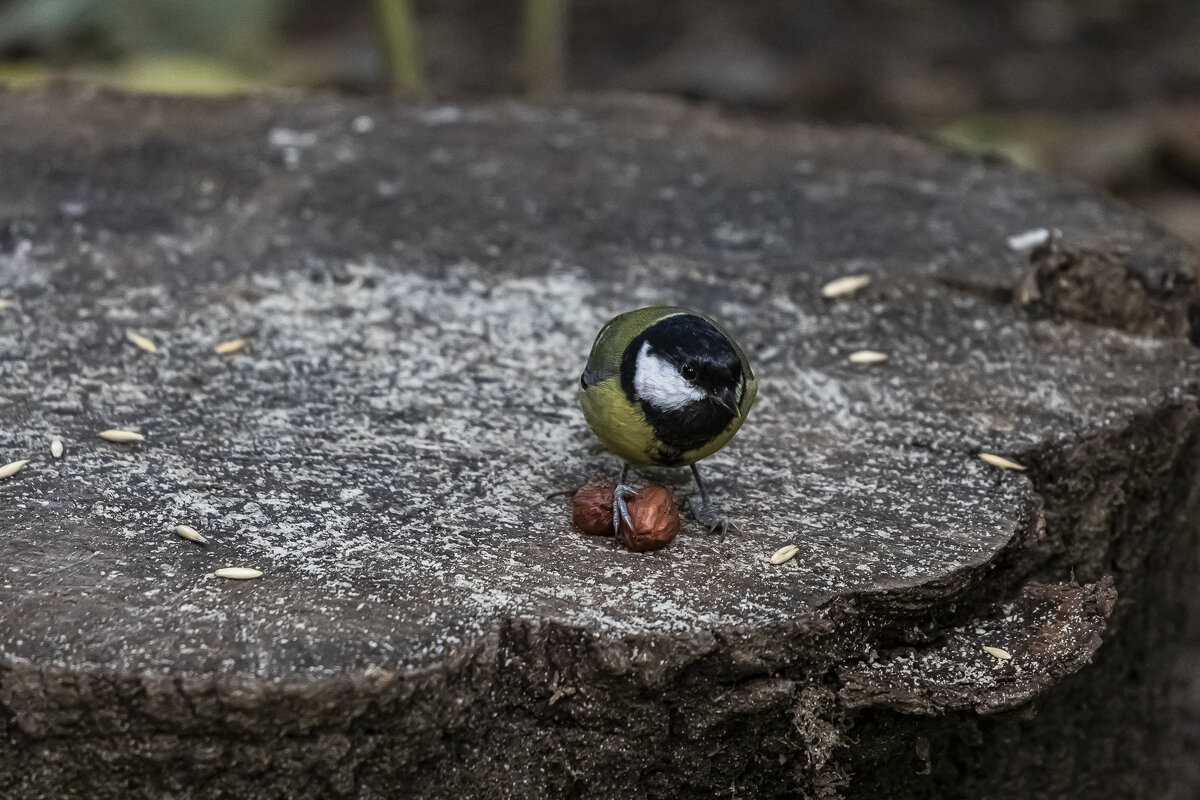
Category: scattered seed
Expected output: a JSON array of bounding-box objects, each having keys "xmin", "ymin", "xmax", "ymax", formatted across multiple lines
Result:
[
  {"xmin": 0, "ymin": 459, "xmax": 29, "ymax": 479},
  {"xmin": 848, "ymin": 350, "xmax": 888, "ymax": 364},
  {"xmin": 215, "ymin": 337, "xmax": 247, "ymax": 355},
  {"xmin": 1005, "ymin": 228, "xmax": 1050, "ymax": 252},
  {"xmin": 50, "ymin": 438, "xmax": 64, "ymax": 458},
  {"xmin": 215, "ymin": 567, "xmax": 262, "ymax": 580},
  {"xmin": 125, "ymin": 329, "xmax": 158, "ymax": 353},
  {"xmin": 983, "ymin": 646, "xmax": 1012, "ymax": 660},
  {"xmin": 176, "ymin": 524, "xmax": 208, "ymax": 544},
  {"xmin": 821, "ymin": 275, "xmax": 871, "ymax": 298},
  {"xmin": 979, "ymin": 452, "xmax": 1025, "ymax": 471},
  {"xmin": 770, "ymin": 544, "xmax": 800, "ymax": 565},
  {"xmin": 0, "ymin": 298, "xmax": 11, "ymax": 310},
  {"xmin": 99, "ymin": 429, "xmax": 146, "ymax": 443}
]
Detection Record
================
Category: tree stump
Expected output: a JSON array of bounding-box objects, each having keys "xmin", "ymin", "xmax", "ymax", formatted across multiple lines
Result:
[{"xmin": 1, "ymin": 88, "xmax": 1198, "ymax": 799}]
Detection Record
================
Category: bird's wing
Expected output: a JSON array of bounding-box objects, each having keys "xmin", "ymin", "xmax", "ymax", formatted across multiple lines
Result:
[
  {"xmin": 581, "ymin": 306, "xmax": 686, "ymax": 387},
  {"xmin": 580, "ymin": 316, "xmax": 622, "ymax": 387},
  {"xmin": 739, "ymin": 371, "xmax": 758, "ymax": 416}
]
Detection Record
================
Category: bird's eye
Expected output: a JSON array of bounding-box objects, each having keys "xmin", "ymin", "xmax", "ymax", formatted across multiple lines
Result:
[{"xmin": 680, "ymin": 363, "xmax": 697, "ymax": 380}]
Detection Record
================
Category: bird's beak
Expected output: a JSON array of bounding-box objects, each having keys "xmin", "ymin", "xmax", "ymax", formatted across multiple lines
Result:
[{"xmin": 713, "ymin": 387, "xmax": 741, "ymax": 419}]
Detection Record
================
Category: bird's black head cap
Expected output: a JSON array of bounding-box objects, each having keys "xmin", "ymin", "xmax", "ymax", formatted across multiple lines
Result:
[{"xmin": 640, "ymin": 314, "xmax": 742, "ymax": 392}]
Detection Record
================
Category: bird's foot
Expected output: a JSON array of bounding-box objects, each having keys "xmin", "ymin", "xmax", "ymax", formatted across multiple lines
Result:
[
  {"xmin": 612, "ymin": 483, "xmax": 638, "ymax": 535},
  {"xmin": 693, "ymin": 502, "xmax": 738, "ymax": 536}
]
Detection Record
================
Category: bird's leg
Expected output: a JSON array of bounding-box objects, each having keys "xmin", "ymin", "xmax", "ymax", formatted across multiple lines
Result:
[
  {"xmin": 690, "ymin": 463, "xmax": 733, "ymax": 535},
  {"xmin": 613, "ymin": 462, "xmax": 637, "ymax": 535}
]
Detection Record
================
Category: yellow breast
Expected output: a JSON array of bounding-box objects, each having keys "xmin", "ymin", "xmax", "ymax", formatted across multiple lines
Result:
[
  {"xmin": 579, "ymin": 378, "xmax": 659, "ymax": 466},
  {"xmin": 578, "ymin": 377, "xmax": 748, "ymax": 467}
]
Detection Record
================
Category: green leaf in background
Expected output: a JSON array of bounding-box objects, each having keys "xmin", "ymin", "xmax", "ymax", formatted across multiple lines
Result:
[
  {"xmin": 373, "ymin": 0, "xmax": 426, "ymax": 95},
  {"xmin": 0, "ymin": 0, "xmax": 292, "ymax": 68}
]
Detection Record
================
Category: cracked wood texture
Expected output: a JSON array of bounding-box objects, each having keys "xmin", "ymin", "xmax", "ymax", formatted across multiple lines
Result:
[{"xmin": 1, "ymin": 87, "xmax": 1199, "ymax": 799}]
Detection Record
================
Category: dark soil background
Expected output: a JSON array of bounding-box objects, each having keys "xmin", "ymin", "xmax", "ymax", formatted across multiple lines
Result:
[{"xmin": 1, "ymin": 0, "xmax": 1199, "ymax": 249}]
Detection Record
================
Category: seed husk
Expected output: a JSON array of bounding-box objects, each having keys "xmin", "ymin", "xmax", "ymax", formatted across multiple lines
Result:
[
  {"xmin": 0, "ymin": 459, "xmax": 29, "ymax": 479},
  {"xmin": 176, "ymin": 524, "xmax": 208, "ymax": 544},
  {"xmin": 979, "ymin": 452, "xmax": 1025, "ymax": 471},
  {"xmin": 821, "ymin": 275, "xmax": 871, "ymax": 298},
  {"xmin": 215, "ymin": 567, "xmax": 262, "ymax": 580},
  {"xmin": 983, "ymin": 646, "xmax": 1012, "ymax": 660},
  {"xmin": 215, "ymin": 338, "xmax": 247, "ymax": 355},
  {"xmin": 125, "ymin": 329, "xmax": 158, "ymax": 353},
  {"xmin": 99, "ymin": 429, "xmax": 146, "ymax": 443},
  {"xmin": 848, "ymin": 350, "xmax": 888, "ymax": 364},
  {"xmin": 1005, "ymin": 228, "xmax": 1050, "ymax": 251},
  {"xmin": 50, "ymin": 438, "xmax": 64, "ymax": 458},
  {"xmin": 770, "ymin": 544, "xmax": 799, "ymax": 565}
]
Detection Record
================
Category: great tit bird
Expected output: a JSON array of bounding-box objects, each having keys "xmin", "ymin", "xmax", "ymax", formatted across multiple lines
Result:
[{"xmin": 578, "ymin": 306, "xmax": 757, "ymax": 534}]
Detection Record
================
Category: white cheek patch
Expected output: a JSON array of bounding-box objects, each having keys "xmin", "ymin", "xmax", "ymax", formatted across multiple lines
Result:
[{"xmin": 634, "ymin": 341, "xmax": 706, "ymax": 412}]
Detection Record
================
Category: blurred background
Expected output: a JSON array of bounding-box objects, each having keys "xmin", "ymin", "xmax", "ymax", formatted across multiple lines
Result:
[{"xmin": 0, "ymin": 0, "xmax": 1198, "ymax": 249}]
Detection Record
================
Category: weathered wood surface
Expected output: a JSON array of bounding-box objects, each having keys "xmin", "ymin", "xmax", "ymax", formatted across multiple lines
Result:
[{"xmin": 0, "ymin": 87, "xmax": 1198, "ymax": 799}]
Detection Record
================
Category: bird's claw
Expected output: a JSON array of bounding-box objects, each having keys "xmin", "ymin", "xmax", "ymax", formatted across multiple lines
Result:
[
  {"xmin": 612, "ymin": 483, "xmax": 638, "ymax": 535},
  {"xmin": 693, "ymin": 503, "xmax": 738, "ymax": 537}
]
